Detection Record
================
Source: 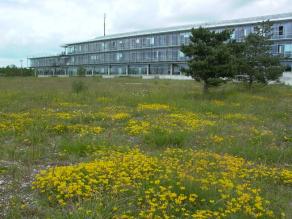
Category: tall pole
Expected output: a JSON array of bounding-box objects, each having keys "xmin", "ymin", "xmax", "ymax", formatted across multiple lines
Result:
[{"xmin": 104, "ymin": 13, "xmax": 106, "ymax": 36}]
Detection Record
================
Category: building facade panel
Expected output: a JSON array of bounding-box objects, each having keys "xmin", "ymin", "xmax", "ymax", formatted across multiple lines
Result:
[{"xmin": 29, "ymin": 13, "xmax": 292, "ymax": 76}]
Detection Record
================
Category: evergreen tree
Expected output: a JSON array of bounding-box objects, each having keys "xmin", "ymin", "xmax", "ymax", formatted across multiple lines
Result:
[
  {"xmin": 181, "ymin": 27, "xmax": 234, "ymax": 93},
  {"xmin": 240, "ymin": 21, "xmax": 284, "ymax": 87}
]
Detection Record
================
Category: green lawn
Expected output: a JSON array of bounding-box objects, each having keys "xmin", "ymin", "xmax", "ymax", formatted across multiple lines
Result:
[{"xmin": 0, "ymin": 77, "xmax": 291, "ymax": 219}]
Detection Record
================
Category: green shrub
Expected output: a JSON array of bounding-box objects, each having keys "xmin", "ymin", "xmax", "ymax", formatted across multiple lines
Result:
[
  {"xmin": 0, "ymin": 66, "xmax": 34, "ymax": 77},
  {"xmin": 72, "ymin": 80, "xmax": 87, "ymax": 94},
  {"xmin": 77, "ymin": 66, "xmax": 86, "ymax": 77}
]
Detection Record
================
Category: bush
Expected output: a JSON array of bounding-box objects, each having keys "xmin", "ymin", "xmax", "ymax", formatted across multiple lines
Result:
[
  {"xmin": 77, "ymin": 66, "xmax": 86, "ymax": 77},
  {"xmin": 72, "ymin": 80, "xmax": 87, "ymax": 94},
  {"xmin": 0, "ymin": 66, "xmax": 34, "ymax": 77}
]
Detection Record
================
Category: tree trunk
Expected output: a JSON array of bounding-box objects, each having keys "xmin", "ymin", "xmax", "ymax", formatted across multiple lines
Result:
[
  {"xmin": 248, "ymin": 77, "xmax": 253, "ymax": 91},
  {"xmin": 203, "ymin": 81, "xmax": 209, "ymax": 94}
]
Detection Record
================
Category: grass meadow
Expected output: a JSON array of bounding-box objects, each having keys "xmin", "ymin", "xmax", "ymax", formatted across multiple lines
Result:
[{"xmin": 0, "ymin": 77, "xmax": 291, "ymax": 219}]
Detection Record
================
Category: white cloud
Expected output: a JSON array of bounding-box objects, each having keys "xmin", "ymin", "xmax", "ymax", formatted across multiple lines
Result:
[{"xmin": 0, "ymin": 0, "xmax": 292, "ymax": 66}]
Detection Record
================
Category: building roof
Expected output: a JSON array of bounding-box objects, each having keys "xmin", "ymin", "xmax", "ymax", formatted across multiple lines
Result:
[{"xmin": 63, "ymin": 12, "xmax": 292, "ymax": 46}]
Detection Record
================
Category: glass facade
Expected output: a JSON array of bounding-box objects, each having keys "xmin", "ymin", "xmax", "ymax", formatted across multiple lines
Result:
[{"xmin": 30, "ymin": 13, "xmax": 292, "ymax": 75}]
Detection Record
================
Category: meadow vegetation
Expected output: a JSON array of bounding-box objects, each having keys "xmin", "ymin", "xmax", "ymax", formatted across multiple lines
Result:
[{"xmin": 0, "ymin": 77, "xmax": 291, "ymax": 218}]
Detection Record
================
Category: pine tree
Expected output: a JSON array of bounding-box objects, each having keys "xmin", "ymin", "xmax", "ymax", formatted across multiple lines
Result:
[
  {"xmin": 241, "ymin": 21, "xmax": 284, "ymax": 87},
  {"xmin": 181, "ymin": 27, "xmax": 234, "ymax": 93}
]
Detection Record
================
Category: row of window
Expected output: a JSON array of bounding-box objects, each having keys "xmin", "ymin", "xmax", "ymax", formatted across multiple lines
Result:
[
  {"xmin": 32, "ymin": 43, "xmax": 292, "ymax": 67},
  {"xmin": 36, "ymin": 64, "xmax": 187, "ymax": 75},
  {"xmin": 30, "ymin": 57, "xmax": 69, "ymax": 67},
  {"xmin": 231, "ymin": 25, "xmax": 290, "ymax": 41},
  {"xmin": 65, "ymin": 25, "xmax": 292, "ymax": 55},
  {"xmin": 69, "ymin": 49, "xmax": 186, "ymax": 65},
  {"xmin": 274, "ymin": 43, "xmax": 292, "ymax": 57},
  {"xmin": 31, "ymin": 58, "xmax": 58, "ymax": 67},
  {"xmin": 66, "ymin": 33, "xmax": 191, "ymax": 54},
  {"xmin": 31, "ymin": 35, "xmax": 292, "ymax": 68}
]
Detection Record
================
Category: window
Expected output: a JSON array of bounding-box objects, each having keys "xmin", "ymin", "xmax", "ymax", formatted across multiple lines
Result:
[
  {"xmin": 116, "ymin": 53, "xmax": 123, "ymax": 61},
  {"xmin": 112, "ymin": 41, "xmax": 116, "ymax": 48},
  {"xmin": 180, "ymin": 32, "xmax": 191, "ymax": 45},
  {"xmin": 143, "ymin": 37, "xmax": 154, "ymax": 47},
  {"xmin": 83, "ymin": 44, "xmax": 88, "ymax": 52},
  {"xmin": 160, "ymin": 35, "xmax": 166, "ymax": 46},
  {"xmin": 78, "ymin": 45, "xmax": 82, "ymax": 52},
  {"xmin": 279, "ymin": 26, "xmax": 284, "ymax": 36},
  {"xmin": 278, "ymin": 45, "xmax": 284, "ymax": 53},
  {"xmin": 172, "ymin": 34, "xmax": 178, "ymax": 45},
  {"xmin": 284, "ymin": 44, "xmax": 292, "ymax": 52},
  {"xmin": 150, "ymin": 37, "xmax": 154, "ymax": 45},
  {"xmin": 181, "ymin": 32, "xmax": 191, "ymax": 38},
  {"xmin": 118, "ymin": 40, "xmax": 124, "ymax": 49},
  {"xmin": 244, "ymin": 29, "xmax": 248, "ymax": 37},
  {"xmin": 104, "ymin": 42, "xmax": 109, "ymax": 51},
  {"xmin": 67, "ymin": 46, "xmax": 74, "ymax": 54}
]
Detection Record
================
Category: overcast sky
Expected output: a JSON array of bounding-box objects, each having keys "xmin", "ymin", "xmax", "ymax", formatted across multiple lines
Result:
[{"xmin": 1, "ymin": 0, "xmax": 292, "ymax": 67}]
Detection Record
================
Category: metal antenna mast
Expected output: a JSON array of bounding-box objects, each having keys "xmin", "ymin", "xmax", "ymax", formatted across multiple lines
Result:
[{"xmin": 104, "ymin": 13, "xmax": 106, "ymax": 36}]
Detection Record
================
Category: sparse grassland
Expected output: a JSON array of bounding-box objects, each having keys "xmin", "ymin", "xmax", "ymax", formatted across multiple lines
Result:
[{"xmin": 0, "ymin": 77, "xmax": 291, "ymax": 219}]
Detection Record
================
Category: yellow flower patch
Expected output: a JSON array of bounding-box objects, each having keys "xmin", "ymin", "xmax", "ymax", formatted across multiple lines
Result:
[
  {"xmin": 210, "ymin": 135, "xmax": 224, "ymax": 144},
  {"xmin": 212, "ymin": 100, "xmax": 225, "ymax": 106},
  {"xmin": 126, "ymin": 120, "xmax": 150, "ymax": 135},
  {"xmin": 281, "ymin": 169, "xmax": 292, "ymax": 184},
  {"xmin": 167, "ymin": 112, "xmax": 215, "ymax": 130},
  {"xmin": 33, "ymin": 149, "xmax": 160, "ymax": 204},
  {"xmin": 0, "ymin": 112, "xmax": 33, "ymax": 133},
  {"xmin": 52, "ymin": 124, "xmax": 103, "ymax": 135},
  {"xmin": 33, "ymin": 148, "xmax": 291, "ymax": 218},
  {"xmin": 111, "ymin": 113, "xmax": 130, "ymax": 121},
  {"xmin": 137, "ymin": 104, "xmax": 171, "ymax": 111},
  {"xmin": 126, "ymin": 111, "xmax": 215, "ymax": 135},
  {"xmin": 250, "ymin": 127, "xmax": 273, "ymax": 136}
]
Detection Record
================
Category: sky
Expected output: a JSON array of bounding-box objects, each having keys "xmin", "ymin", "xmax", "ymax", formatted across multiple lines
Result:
[{"xmin": 0, "ymin": 0, "xmax": 292, "ymax": 67}]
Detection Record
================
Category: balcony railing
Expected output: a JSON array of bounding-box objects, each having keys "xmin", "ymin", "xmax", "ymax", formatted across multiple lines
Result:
[
  {"xmin": 272, "ymin": 51, "xmax": 292, "ymax": 58},
  {"xmin": 272, "ymin": 32, "xmax": 292, "ymax": 40}
]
